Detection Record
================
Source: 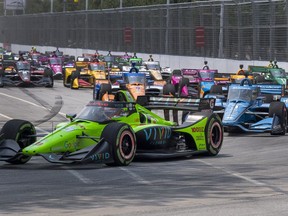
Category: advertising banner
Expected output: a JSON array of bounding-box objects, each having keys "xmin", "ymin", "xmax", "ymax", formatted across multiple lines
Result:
[{"xmin": 5, "ymin": 0, "xmax": 25, "ymax": 10}]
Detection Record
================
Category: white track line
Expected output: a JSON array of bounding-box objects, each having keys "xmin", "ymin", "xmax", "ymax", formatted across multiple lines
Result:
[
  {"xmin": 0, "ymin": 92, "xmax": 66, "ymax": 116},
  {"xmin": 0, "ymin": 94, "xmax": 94, "ymax": 184},
  {"xmin": 64, "ymin": 167, "xmax": 94, "ymax": 184},
  {"xmin": 0, "ymin": 113, "xmax": 12, "ymax": 119},
  {"xmin": 120, "ymin": 167, "xmax": 151, "ymax": 185},
  {"xmin": 198, "ymin": 159, "xmax": 266, "ymax": 186}
]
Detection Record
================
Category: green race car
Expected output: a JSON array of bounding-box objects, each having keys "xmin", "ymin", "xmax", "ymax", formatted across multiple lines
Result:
[
  {"xmin": 248, "ymin": 65, "xmax": 287, "ymax": 87},
  {"xmin": 0, "ymin": 96, "xmax": 223, "ymax": 166}
]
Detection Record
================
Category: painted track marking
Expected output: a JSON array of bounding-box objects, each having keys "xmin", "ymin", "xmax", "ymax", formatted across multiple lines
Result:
[
  {"xmin": 198, "ymin": 159, "xmax": 266, "ymax": 186},
  {"xmin": 0, "ymin": 92, "xmax": 66, "ymax": 116},
  {"xmin": 120, "ymin": 167, "xmax": 151, "ymax": 185}
]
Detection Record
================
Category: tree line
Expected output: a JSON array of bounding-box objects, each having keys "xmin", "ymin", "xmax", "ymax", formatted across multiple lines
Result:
[{"xmin": 1, "ymin": 0, "xmax": 201, "ymax": 15}]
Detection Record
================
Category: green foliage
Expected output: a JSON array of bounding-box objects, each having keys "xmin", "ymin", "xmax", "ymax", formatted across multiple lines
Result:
[{"xmin": 25, "ymin": 0, "xmax": 50, "ymax": 14}]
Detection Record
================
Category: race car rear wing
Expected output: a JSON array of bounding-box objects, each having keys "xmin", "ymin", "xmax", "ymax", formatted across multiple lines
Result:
[
  {"xmin": 248, "ymin": 65, "xmax": 268, "ymax": 73},
  {"xmin": 137, "ymin": 96, "xmax": 215, "ymax": 112},
  {"xmin": 254, "ymin": 83, "xmax": 285, "ymax": 96},
  {"xmin": 229, "ymin": 83, "xmax": 285, "ymax": 96}
]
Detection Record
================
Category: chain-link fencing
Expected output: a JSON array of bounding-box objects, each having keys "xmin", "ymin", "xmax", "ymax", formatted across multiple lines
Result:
[{"xmin": 0, "ymin": 0, "xmax": 287, "ymax": 61}]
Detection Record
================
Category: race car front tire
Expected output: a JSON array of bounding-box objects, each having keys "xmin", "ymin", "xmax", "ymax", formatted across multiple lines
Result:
[
  {"xmin": 1, "ymin": 119, "xmax": 36, "ymax": 164},
  {"xmin": 70, "ymin": 70, "xmax": 80, "ymax": 89},
  {"xmin": 205, "ymin": 114, "xmax": 223, "ymax": 156},
  {"xmin": 101, "ymin": 123, "xmax": 136, "ymax": 166},
  {"xmin": 44, "ymin": 68, "xmax": 54, "ymax": 88},
  {"xmin": 210, "ymin": 85, "xmax": 223, "ymax": 95},
  {"xmin": 63, "ymin": 70, "xmax": 70, "ymax": 88}
]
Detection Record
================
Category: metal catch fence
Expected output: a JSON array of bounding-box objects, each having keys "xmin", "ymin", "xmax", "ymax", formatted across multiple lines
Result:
[{"xmin": 0, "ymin": 0, "xmax": 287, "ymax": 61}]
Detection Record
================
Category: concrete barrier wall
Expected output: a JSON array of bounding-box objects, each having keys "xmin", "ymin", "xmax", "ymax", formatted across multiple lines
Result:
[{"xmin": 8, "ymin": 43, "xmax": 288, "ymax": 74}]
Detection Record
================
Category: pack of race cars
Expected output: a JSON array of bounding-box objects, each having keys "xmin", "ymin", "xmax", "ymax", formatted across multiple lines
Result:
[{"xmin": 1, "ymin": 47, "xmax": 288, "ymax": 167}]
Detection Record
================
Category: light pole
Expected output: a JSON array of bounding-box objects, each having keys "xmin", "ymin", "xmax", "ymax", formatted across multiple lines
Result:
[
  {"xmin": 218, "ymin": 1, "xmax": 224, "ymax": 58},
  {"xmin": 50, "ymin": 0, "xmax": 53, "ymax": 13},
  {"xmin": 63, "ymin": 0, "xmax": 66, "ymax": 12}
]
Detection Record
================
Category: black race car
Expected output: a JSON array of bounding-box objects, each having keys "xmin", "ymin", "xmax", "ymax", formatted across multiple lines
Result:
[{"xmin": 0, "ymin": 61, "xmax": 53, "ymax": 87}]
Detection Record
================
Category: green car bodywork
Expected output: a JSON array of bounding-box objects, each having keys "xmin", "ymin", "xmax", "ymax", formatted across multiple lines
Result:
[
  {"xmin": 248, "ymin": 65, "xmax": 287, "ymax": 87},
  {"xmin": 129, "ymin": 57, "xmax": 143, "ymax": 69},
  {"xmin": 0, "ymin": 95, "xmax": 223, "ymax": 166}
]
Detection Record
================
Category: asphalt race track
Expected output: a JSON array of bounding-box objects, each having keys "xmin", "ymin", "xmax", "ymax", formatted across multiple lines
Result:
[{"xmin": 0, "ymin": 81, "xmax": 288, "ymax": 216}]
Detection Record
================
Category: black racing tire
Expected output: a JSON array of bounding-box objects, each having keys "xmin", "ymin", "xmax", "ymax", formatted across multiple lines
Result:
[
  {"xmin": 163, "ymin": 83, "xmax": 176, "ymax": 121},
  {"xmin": 210, "ymin": 85, "xmax": 223, "ymax": 95},
  {"xmin": 70, "ymin": 70, "xmax": 80, "ymax": 89},
  {"xmin": 0, "ymin": 69, "xmax": 4, "ymax": 87},
  {"xmin": 163, "ymin": 83, "xmax": 176, "ymax": 96},
  {"xmin": 178, "ymin": 77, "xmax": 190, "ymax": 96},
  {"xmin": 240, "ymin": 78, "xmax": 252, "ymax": 86},
  {"xmin": 264, "ymin": 94, "xmax": 274, "ymax": 103},
  {"xmin": 1, "ymin": 119, "xmax": 36, "ymax": 164},
  {"xmin": 63, "ymin": 70, "xmax": 70, "ymax": 87},
  {"xmin": 172, "ymin": 70, "xmax": 182, "ymax": 76},
  {"xmin": 254, "ymin": 75, "xmax": 265, "ymax": 84},
  {"xmin": 101, "ymin": 123, "xmax": 136, "ymax": 166},
  {"xmin": 99, "ymin": 83, "xmax": 112, "ymax": 100},
  {"xmin": 205, "ymin": 114, "xmax": 223, "ymax": 156},
  {"xmin": 44, "ymin": 68, "xmax": 54, "ymax": 88},
  {"xmin": 269, "ymin": 102, "xmax": 287, "ymax": 135}
]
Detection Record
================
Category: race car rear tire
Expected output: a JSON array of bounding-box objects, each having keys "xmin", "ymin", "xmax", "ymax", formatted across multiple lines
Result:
[
  {"xmin": 210, "ymin": 85, "xmax": 222, "ymax": 95},
  {"xmin": 264, "ymin": 94, "xmax": 274, "ymax": 103},
  {"xmin": 163, "ymin": 83, "xmax": 175, "ymax": 96},
  {"xmin": 205, "ymin": 114, "xmax": 223, "ymax": 156},
  {"xmin": 101, "ymin": 123, "xmax": 136, "ymax": 166},
  {"xmin": 254, "ymin": 75, "xmax": 265, "ymax": 84},
  {"xmin": 0, "ymin": 69, "xmax": 4, "ymax": 87},
  {"xmin": 178, "ymin": 77, "xmax": 189, "ymax": 96},
  {"xmin": 163, "ymin": 84, "xmax": 176, "ymax": 121},
  {"xmin": 1, "ymin": 119, "xmax": 36, "ymax": 164},
  {"xmin": 44, "ymin": 68, "xmax": 54, "ymax": 88},
  {"xmin": 99, "ymin": 83, "xmax": 112, "ymax": 101},
  {"xmin": 172, "ymin": 70, "xmax": 182, "ymax": 76},
  {"xmin": 269, "ymin": 102, "xmax": 287, "ymax": 135},
  {"xmin": 70, "ymin": 70, "xmax": 80, "ymax": 89}
]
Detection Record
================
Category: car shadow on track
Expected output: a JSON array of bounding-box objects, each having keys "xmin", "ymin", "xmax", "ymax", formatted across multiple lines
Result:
[
  {"xmin": 225, "ymin": 132, "xmax": 285, "ymax": 137},
  {"xmin": 0, "ymin": 153, "xmax": 233, "ymax": 169},
  {"xmin": 133, "ymin": 153, "xmax": 233, "ymax": 163},
  {"xmin": 0, "ymin": 162, "xmax": 108, "ymax": 170}
]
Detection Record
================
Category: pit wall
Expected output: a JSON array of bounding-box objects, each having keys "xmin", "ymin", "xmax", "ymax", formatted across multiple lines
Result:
[{"xmin": 6, "ymin": 43, "xmax": 288, "ymax": 74}]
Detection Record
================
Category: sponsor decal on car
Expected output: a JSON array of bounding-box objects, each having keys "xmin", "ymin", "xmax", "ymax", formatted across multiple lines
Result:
[
  {"xmin": 191, "ymin": 127, "xmax": 204, "ymax": 132},
  {"xmin": 90, "ymin": 152, "xmax": 110, "ymax": 161},
  {"xmin": 143, "ymin": 127, "xmax": 172, "ymax": 142}
]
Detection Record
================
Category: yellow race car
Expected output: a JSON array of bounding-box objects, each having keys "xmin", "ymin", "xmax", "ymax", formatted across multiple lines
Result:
[{"xmin": 63, "ymin": 57, "xmax": 109, "ymax": 89}]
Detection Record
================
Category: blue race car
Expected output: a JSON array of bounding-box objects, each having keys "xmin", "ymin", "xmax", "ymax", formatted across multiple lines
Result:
[{"xmin": 208, "ymin": 79, "xmax": 287, "ymax": 135}]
